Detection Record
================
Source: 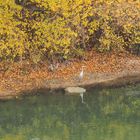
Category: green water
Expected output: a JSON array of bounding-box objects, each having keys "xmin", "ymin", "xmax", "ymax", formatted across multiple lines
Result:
[{"xmin": 0, "ymin": 85, "xmax": 140, "ymax": 140}]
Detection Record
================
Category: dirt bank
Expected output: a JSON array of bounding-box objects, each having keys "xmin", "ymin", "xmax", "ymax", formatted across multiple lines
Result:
[{"xmin": 0, "ymin": 52, "xmax": 140, "ymax": 100}]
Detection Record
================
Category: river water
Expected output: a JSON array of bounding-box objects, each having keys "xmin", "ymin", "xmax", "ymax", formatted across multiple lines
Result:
[{"xmin": 0, "ymin": 84, "xmax": 140, "ymax": 140}]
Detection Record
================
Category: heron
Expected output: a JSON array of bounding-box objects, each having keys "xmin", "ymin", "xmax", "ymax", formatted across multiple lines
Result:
[{"xmin": 79, "ymin": 66, "xmax": 86, "ymax": 81}]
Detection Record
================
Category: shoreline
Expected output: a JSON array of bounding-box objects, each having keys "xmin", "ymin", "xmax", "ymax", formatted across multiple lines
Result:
[
  {"xmin": 0, "ymin": 52, "xmax": 140, "ymax": 100},
  {"xmin": 0, "ymin": 70, "xmax": 140, "ymax": 100}
]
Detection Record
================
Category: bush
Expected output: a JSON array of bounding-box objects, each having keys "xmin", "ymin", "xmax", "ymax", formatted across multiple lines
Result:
[
  {"xmin": 0, "ymin": 0, "xmax": 139, "ymax": 62},
  {"xmin": 0, "ymin": 0, "xmax": 29, "ymax": 61}
]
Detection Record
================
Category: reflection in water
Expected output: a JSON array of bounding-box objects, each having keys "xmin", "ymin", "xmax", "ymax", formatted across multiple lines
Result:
[
  {"xmin": 0, "ymin": 84, "xmax": 140, "ymax": 140},
  {"xmin": 80, "ymin": 93, "xmax": 84, "ymax": 104}
]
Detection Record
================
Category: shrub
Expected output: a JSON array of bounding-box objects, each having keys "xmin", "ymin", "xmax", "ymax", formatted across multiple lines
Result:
[
  {"xmin": 0, "ymin": 0, "xmax": 139, "ymax": 62},
  {"xmin": 0, "ymin": 0, "xmax": 29, "ymax": 61}
]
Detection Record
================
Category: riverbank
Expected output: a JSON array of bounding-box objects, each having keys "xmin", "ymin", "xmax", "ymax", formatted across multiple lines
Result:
[{"xmin": 0, "ymin": 51, "xmax": 140, "ymax": 100}]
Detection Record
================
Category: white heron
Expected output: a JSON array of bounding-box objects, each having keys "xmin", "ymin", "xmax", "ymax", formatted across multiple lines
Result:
[{"xmin": 79, "ymin": 66, "xmax": 86, "ymax": 81}]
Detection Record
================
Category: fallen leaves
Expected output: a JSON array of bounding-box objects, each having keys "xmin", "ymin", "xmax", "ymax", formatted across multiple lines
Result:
[{"xmin": 0, "ymin": 51, "xmax": 140, "ymax": 93}]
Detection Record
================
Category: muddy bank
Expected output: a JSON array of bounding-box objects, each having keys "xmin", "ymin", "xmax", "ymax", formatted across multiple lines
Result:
[
  {"xmin": 0, "ymin": 70, "xmax": 140, "ymax": 100},
  {"xmin": 0, "ymin": 52, "xmax": 140, "ymax": 100}
]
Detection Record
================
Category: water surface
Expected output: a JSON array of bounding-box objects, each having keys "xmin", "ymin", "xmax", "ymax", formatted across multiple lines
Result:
[{"xmin": 0, "ymin": 85, "xmax": 140, "ymax": 140}]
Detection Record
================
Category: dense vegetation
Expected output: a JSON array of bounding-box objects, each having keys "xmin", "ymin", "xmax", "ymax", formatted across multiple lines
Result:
[{"xmin": 0, "ymin": 0, "xmax": 139, "ymax": 63}]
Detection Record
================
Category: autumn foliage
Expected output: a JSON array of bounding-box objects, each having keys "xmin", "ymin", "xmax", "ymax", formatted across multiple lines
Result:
[{"xmin": 0, "ymin": 0, "xmax": 139, "ymax": 63}]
